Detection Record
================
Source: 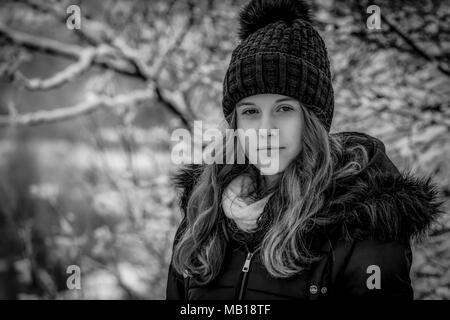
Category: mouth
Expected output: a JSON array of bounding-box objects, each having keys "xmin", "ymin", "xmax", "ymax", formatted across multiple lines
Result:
[{"xmin": 257, "ymin": 147, "xmax": 285, "ymax": 151}]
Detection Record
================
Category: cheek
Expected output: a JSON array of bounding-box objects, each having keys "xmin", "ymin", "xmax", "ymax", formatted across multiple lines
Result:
[{"xmin": 281, "ymin": 116, "xmax": 303, "ymax": 153}]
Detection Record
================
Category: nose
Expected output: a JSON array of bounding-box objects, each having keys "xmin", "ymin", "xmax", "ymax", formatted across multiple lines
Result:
[{"xmin": 258, "ymin": 113, "xmax": 278, "ymax": 143}]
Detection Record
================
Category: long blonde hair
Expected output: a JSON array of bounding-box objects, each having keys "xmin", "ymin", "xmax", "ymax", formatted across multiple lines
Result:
[{"xmin": 172, "ymin": 104, "xmax": 369, "ymax": 284}]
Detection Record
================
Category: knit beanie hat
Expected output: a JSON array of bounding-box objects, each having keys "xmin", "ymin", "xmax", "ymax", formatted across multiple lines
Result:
[{"xmin": 222, "ymin": 0, "xmax": 334, "ymax": 132}]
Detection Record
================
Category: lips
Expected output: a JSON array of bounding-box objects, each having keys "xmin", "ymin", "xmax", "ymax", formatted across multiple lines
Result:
[{"xmin": 257, "ymin": 147, "xmax": 285, "ymax": 151}]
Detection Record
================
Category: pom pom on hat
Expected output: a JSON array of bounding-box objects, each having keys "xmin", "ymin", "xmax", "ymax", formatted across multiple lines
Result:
[{"xmin": 238, "ymin": 0, "xmax": 315, "ymax": 40}]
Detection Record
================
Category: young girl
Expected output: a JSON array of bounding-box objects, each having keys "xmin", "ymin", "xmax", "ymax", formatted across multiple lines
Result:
[{"xmin": 166, "ymin": 0, "xmax": 443, "ymax": 300}]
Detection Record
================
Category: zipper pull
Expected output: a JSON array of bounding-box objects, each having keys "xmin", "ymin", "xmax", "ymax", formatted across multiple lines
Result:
[{"xmin": 242, "ymin": 252, "xmax": 254, "ymax": 272}]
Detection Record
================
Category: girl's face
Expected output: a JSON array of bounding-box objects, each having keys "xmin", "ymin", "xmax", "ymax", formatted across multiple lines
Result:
[{"xmin": 235, "ymin": 93, "xmax": 304, "ymax": 175}]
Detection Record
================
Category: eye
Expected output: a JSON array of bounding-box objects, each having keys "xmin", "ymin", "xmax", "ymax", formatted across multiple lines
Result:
[
  {"xmin": 242, "ymin": 108, "xmax": 258, "ymax": 115},
  {"xmin": 278, "ymin": 105, "xmax": 294, "ymax": 112}
]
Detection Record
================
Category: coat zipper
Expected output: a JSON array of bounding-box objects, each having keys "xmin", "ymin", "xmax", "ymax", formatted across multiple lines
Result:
[{"xmin": 237, "ymin": 247, "xmax": 257, "ymax": 300}]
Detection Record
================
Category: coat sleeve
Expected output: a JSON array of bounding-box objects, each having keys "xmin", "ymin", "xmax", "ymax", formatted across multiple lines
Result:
[
  {"xmin": 165, "ymin": 218, "xmax": 188, "ymax": 300},
  {"xmin": 335, "ymin": 239, "xmax": 414, "ymax": 299}
]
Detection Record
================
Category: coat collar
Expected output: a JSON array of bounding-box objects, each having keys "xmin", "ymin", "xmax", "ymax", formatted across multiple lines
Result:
[{"xmin": 170, "ymin": 131, "xmax": 444, "ymax": 244}]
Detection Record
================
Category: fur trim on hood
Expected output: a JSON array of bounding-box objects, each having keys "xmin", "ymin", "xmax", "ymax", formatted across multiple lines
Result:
[{"xmin": 169, "ymin": 131, "xmax": 444, "ymax": 244}]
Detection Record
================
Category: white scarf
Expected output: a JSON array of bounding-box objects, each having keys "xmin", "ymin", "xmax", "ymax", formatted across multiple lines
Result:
[{"xmin": 221, "ymin": 175, "xmax": 273, "ymax": 232}]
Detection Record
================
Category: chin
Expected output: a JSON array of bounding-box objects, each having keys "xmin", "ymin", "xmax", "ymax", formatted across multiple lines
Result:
[{"xmin": 257, "ymin": 161, "xmax": 288, "ymax": 175}]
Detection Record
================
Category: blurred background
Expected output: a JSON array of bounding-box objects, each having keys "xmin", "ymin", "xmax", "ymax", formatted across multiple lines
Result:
[{"xmin": 0, "ymin": 0, "xmax": 449, "ymax": 300}]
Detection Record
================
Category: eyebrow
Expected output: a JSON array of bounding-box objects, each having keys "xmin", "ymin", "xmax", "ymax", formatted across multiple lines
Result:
[{"xmin": 236, "ymin": 97, "xmax": 297, "ymax": 108}]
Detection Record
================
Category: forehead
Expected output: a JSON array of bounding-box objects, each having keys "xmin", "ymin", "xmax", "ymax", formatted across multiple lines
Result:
[{"xmin": 236, "ymin": 94, "xmax": 297, "ymax": 107}]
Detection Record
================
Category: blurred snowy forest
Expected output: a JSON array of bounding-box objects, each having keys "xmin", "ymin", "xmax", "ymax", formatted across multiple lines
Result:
[{"xmin": 0, "ymin": 0, "xmax": 449, "ymax": 299}]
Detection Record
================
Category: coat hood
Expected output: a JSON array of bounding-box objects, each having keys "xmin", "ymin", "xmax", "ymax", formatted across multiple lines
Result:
[
  {"xmin": 321, "ymin": 132, "xmax": 444, "ymax": 243},
  {"xmin": 170, "ymin": 131, "xmax": 444, "ymax": 244}
]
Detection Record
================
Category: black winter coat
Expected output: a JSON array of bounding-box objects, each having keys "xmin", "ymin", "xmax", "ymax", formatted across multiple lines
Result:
[{"xmin": 166, "ymin": 132, "xmax": 443, "ymax": 300}]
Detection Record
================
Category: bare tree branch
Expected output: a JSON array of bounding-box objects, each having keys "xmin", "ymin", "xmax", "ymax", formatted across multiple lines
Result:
[
  {"xmin": 111, "ymin": 8, "xmax": 194, "ymax": 81},
  {"xmin": 0, "ymin": 88, "xmax": 154, "ymax": 127},
  {"xmin": 108, "ymin": 10, "xmax": 196, "ymax": 129},
  {"xmin": 23, "ymin": 0, "xmax": 194, "ymax": 81},
  {"xmin": 0, "ymin": 23, "xmax": 139, "ymax": 78},
  {"xmin": 21, "ymin": 0, "xmax": 115, "ymax": 45},
  {"xmin": 346, "ymin": 0, "xmax": 450, "ymax": 78},
  {"xmin": 14, "ymin": 46, "xmax": 101, "ymax": 91},
  {"xmin": 0, "ymin": 1, "xmax": 199, "ymax": 129},
  {"xmin": 149, "ymin": 1, "xmax": 195, "ymax": 78},
  {"xmin": 0, "ymin": 23, "xmax": 82, "ymax": 58},
  {"xmin": 154, "ymin": 86, "xmax": 193, "ymax": 129},
  {"xmin": 380, "ymin": 14, "xmax": 450, "ymax": 78}
]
